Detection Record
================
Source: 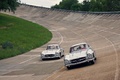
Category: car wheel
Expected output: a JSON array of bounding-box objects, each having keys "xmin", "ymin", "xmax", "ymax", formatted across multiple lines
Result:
[
  {"xmin": 58, "ymin": 53, "xmax": 61, "ymax": 59},
  {"xmin": 95, "ymin": 57, "xmax": 97, "ymax": 60},
  {"xmin": 90, "ymin": 59, "xmax": 95, "ymax": 64},
  {"xmin": 41, "ymin": 59, "xmax": 43, "ymax": 61},
  {"xmin": 62, "ymin": 54, "xmax": 64, "ymax": 57},
  {"xmin": 41, "ymin": 58, "xmax": 44, "ymax": 61},
  {"xmin": 67, "ymin": 66, "xmax": 71, "ymax": 70}
]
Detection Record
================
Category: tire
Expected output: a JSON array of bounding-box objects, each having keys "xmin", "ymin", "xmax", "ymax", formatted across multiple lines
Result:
[
  {"xmin": 95, "ymin": 57, "xmax": 97, "ymax": 60},
  {"xmin": 41, "ymin": 57, "xmax": 45, "ymax": 61},
  {"xmin": 41, "ymin": 58, "xmax": 44, "ymax": 61},
  {"xmin": 90, "ymin": 59, "xmax": 95, "ymax": 64},
  {"xmin": 62, "ymin": 54, "xmax": 64, "ymax": 57},
  {"xmin": 67, "ymin": 66, "xmax": 71, "ymax": 70},
  {"xmin": 58, "ymin": 53, "xmax": 61, "ymax": 59}
]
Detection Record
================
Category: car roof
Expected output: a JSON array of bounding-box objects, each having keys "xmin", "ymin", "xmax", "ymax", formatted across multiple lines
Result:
[{"xmin": 71, "ymin": 42, "xmax": 88, "ymax": 47}]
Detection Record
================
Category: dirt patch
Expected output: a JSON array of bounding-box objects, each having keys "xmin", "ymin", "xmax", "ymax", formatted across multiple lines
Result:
[{"xmin": 0, "ymin": 23, "xmax": 14, "ymax": 29}]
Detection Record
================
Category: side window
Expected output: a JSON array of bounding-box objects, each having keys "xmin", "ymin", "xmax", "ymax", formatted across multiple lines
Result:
[
  {"xmin": 84, "ymin": 44, "xmax": 86, "ymax": 48},
  {"xmin": 70, "ymin": 47, "xmax": 72, "ymax": 53},
  {"xmin": 80, "ymin": 44, "xmax": 86, "ymax": 49},
  {"xmin": 87, "ymin": 44, "xmax": 91, "ymax": 49}
]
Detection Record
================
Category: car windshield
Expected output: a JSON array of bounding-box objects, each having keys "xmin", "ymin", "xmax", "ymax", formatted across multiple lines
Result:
[
  {"xmin": 70, "ymin": 44, "xmax": 86, "ymax": 53},
  {"xmin": 46, "ymin": 45, "xmax": 58, "ymax": 50}
]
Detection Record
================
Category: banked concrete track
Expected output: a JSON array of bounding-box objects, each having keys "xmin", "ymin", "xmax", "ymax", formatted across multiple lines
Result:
[{"xmin": 0, "ymin": 5, "xmax": 120, "ymax": 80}]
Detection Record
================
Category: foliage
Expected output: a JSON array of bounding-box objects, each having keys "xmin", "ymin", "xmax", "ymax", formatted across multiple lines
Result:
[
  {"xmin": 0, "ymin": 13, "xmax": 52, "ymax": 60},
  {"xmin": 2, "ymin": 41, "xmax": 13, "ymax": 49},
  {"xmin": 81, "ymin": 0, "xmax": 90, "ymax": 11},
  {"xmin": 71, "ymin": 3, "xmax": 82, "ymax": 11},
  {"xmin": 51, "ymin": 4, "xmax": 60, "ymax": 9},
  {"xmin": 51, "ymin": 0, "xmax": 81, "ymax": 11},
  {"xmin": 51, "ymin": 0, "xmax": 120, "ymax": 11},
  {"xmin": 89, "ymin": 0, "xmax": 120, "ymax": 11},
  {"xmin": 0, "ymin": 0, "xmax": 20, "ymax": 13}
]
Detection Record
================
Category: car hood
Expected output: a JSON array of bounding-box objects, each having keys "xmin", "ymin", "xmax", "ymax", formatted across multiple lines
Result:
[
  {"xmin": 42, "ymin": 49, "xmax": 59, "ymax": 55},
  {"xmin": 65, "ymin": 49, "xmax": 87, "ymax": 60}
]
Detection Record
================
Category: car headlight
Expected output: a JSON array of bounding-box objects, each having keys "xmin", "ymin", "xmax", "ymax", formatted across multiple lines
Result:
[
  {"xmin": 41, "ymin": 54, "xmax": 44, "ymax": 57},
  {"xmin": 55, "ymin": 52, "xmax": 59, "ymax": 56},
  {"xmin": 64, "ymin": 59, "xmax": 71, "ymax": 64},
  {"xmin": 87, "ymin": 54, "xmax": 92, "ymax": 59}
]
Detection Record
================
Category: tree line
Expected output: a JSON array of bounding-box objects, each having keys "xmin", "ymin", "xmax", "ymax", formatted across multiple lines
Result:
[
  {"xmin": 51, "ymin": 0, "xmax": 120, "ymax": 11},
  {"xmin": 0, "ymin": 0, "xmax": 119, "ymax": 12}
]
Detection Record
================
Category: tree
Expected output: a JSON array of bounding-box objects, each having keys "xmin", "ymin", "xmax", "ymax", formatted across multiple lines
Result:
[
  {"xmin": 90, "ymin": 0, "xmax": 103, "ymax": 11},
  {"xmin": 51, "ymin": 0, "xmax": 120, "ymax": 11},
  {"xmin": 51, "ymin": 0, "xmax": 79, "ymax": 10},
  {"xmin": 51, "ymin": 4, "xmax": 60, "ymax": 9},
  {"xmin": 0, "ymin": 0, "xmax": 20, "ymax": 13},
  {"xmin": 71, "ymin": 3, "xmax": 82, "ymax": 11},
  {"xmin": 105, "ymin": 0, "xmax": 120, "ymax": 11},
  {"xmin": 81, "ymin": 0, "xmax": 90, "ymax": 11},
  {"xmin": 60, "ymin": 0, "xmax": 78, "ymax": 10},
  {"xmin": 88, "ymin": 0, "xmax": 120, "ymax": 11}
]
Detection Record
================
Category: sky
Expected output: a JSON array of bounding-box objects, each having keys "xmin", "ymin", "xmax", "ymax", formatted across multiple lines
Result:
[{"xmin": 20, "ymin": 0, "xmax": 84, "ymax": 8}]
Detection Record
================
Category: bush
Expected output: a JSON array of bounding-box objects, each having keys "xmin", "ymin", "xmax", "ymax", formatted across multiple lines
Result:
[{"xmin": 2, "ymin": 41, "xmax": 14, "ymax": 49}]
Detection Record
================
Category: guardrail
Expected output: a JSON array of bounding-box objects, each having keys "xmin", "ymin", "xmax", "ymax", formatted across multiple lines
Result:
[{"xmin": 20, "ymin": 4, "xmax": 120, "ymax": 14}]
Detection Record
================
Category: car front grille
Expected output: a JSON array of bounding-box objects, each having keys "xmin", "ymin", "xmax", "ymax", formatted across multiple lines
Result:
[
  {"xmin": 45, "ymin": 54, "xmax": 55, "ymax": 57},
  {"xmin": 71, "ymin": 57, "xmax": 86, "ymax": 63}
]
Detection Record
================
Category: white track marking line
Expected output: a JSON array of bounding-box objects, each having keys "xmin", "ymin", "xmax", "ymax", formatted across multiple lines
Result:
[
  {"xmin": 93, "ymin": 27, "xmax": 119, "ymax": 80},
  {"xmin": 44, "ymin": 71, "xmax": 58, "ymax": 80},
  {"xmin": 53, "ymin": 67, "xmax": 65, "ymax": 80},
  {"xmin": 50, "ymin": 30, "xmax": 64, "ymax": 45},
  {"xmin": 0, "ymin": 74, "xmax": 34, "ymax": 77},
  {"xmin": 0, "ymin": 56, "xmax": 37, "ymax": 75},
  {"xmin": 94, "ymin": 26, "xmax": 120, "ymax": 36},
  {"xmin": 0, "ymin": 69, "xmax": 22, "ymax": 72},
  {"xmin": 0, "ymin": 75, "xmax": 18, "ymax": 77},
  {"xmin": 44, "ymin": 67, "xmax": 64, "ymax": 80},
  {"xmin": 97, "ymin": 29, "xmax": 120, "ymax": 36},
  {"xmin": 19, "ymin": 56, "xmax": 37, "ymax": 64},
  {"xmin": 94, "ymin": 32, "xmax": 119, "ymax": 80},
  {"xmin": 57, "ymin": 31, "xmax": 64, "ymax": 45},
  {"xmin": 95, "ymin": 42, "xmax": 120, "ymax": 50}
]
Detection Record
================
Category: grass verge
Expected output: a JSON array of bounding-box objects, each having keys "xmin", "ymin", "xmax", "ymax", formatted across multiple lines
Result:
[{"xmin": 0, "ymin": 13, "xmax": 52, "ymax": 60}]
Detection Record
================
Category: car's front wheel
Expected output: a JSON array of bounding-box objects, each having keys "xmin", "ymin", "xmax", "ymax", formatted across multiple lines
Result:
[
  {"xmin": 41, "ymin": 58, "xmax": 43, "ymax": 61},
  {"xmin": 58, "ymin": 53, "xmax": 62, "ymax": 59},
  {"xmin": 66, "ymin": 66, "xmax": 71, "ymax": 70},
  {"xmin": 89, "ymin": 59, "xmax": 95, "ymax": 64}
]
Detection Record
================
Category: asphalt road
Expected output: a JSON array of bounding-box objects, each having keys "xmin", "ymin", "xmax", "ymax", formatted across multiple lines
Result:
[{"xmin": 0, "ymin": 5, "xmax": 120, "ymax": 80}]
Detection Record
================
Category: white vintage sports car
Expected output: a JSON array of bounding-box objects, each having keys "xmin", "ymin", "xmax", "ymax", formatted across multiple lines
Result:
[
  {"xmin": 41, "ymin": 44, "xmax": 64, "ymax": 60},
  {"xmin": 64, "ymin": 42, "xmax": 96, "ymax": 69}
]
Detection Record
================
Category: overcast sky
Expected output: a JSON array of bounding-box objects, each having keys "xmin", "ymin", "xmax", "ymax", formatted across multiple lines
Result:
[{"xmin": 20, "ymin": 0, "xmax": 83, "ymax": 8}]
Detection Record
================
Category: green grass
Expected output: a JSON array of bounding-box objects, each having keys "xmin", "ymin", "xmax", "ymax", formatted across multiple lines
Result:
[{"xmin": 0, "ymin": 13, "xmax": 52, "ymax": 60}]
